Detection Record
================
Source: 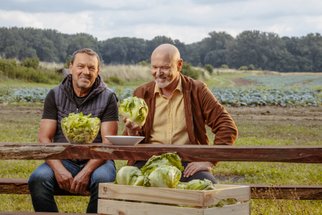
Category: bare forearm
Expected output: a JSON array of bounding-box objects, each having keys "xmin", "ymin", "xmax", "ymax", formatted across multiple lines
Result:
[
  {"xmin": 38, "ymin": 136, "xmax": 52, "ymax": 144},
  {"xmin": 81, "ymin": 159, "xmax": 106, "ymax": 175},
  {"xmin": 46, "ymin": 159, "xmax": 66, "ymax": 172}
]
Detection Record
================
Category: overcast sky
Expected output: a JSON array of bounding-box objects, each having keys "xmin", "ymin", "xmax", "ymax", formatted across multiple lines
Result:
[{"xmin": 1, "ymin": 0, "xmax": 322, "ymax": 44}]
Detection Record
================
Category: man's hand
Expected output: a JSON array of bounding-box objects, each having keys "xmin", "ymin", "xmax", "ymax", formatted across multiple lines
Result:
[
  {"xmin": 124, "ymin": 117, "xmax": 141, "ymax": 136},
  {"xmin": 53, "ymin": 168, "xmax": 73, "ymax": 192},
  {"xmin": 70, "ymin": 170, "xmax": 91, "ymax": 194},
  {"xmin": 183, "ymin": 162, "xmax": 214, "ymax": 178}
]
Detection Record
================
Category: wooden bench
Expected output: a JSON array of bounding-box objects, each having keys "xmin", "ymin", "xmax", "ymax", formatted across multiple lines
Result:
[
  {"xmin": 1, "ymin": 178, "xmax": 321, "ymax": 200},
  {"xmin": 0, "ymin": 143, "xmax": 321, "ymax": 213},
  {"xmin": 1, "ymin": 213, "xmax": 92, "ymax": 215}
]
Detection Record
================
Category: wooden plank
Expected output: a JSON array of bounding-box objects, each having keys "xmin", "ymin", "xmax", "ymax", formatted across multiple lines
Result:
[
  {"xmin": 98, "ymin": 199, "xmax": 250, "ymax": 215},
  {"xmin": 0, "ymin": 178, "xmax": 89, "ymax": 196},
  {"xmin": 0, "ymin": 178, "xmax": 29, "ymax": 194},
  {"xmin": 99, "ymin": 183, "xmax": 250, "ymax": 207},
  {"xmin": 0, "ymin": 143, "xmax": 321, "ymax": 163},
  {"xmin": 0, "ymin": 213, "xmax": 95, "ymax": 215},
  {"xmin": 251, "ymin": 184, "xmax": 322, "ymax": 200},
  {"xmin": 1, "ymin": 178, "xmax": 321, "ymax": 200}
]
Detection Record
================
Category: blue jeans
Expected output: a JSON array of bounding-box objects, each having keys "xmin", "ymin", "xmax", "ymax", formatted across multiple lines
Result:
[{"xmin": 28, "ymin": 159, "xmax": 116, "ymax": 213}]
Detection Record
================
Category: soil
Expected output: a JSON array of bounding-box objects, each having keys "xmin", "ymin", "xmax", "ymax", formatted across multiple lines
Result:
[
  {"xmin": 1, "ymin": 104, "xmax": 321, "ymax": 127},
  {"xmin": 233, "ymin": 78, "xmax": 257, "ymax": 86},
  {"xmin": 1, "ymin": 104, "xmax": 320, "ymax": 118},
  {"xmin": 228, "ymin": 106, "xmax": 322, "ymax": 122}
]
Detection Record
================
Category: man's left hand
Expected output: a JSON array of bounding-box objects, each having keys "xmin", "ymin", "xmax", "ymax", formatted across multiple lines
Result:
[
  {"xmin": 183, "ymin": 162, "xmax": 214, "ymax": 178},
  {"xmin": 70, "ymin": 170, "xmax": 90, "ymax": 194}
]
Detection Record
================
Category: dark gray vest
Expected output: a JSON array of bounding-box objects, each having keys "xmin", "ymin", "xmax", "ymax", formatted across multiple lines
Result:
[{"xmin": 53, "ymin": 75, "xmax": 116, "ymax": 143}]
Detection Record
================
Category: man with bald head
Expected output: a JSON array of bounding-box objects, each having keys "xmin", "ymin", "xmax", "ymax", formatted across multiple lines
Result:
[{"xmin": 125, "ymin": 43, "xmax": 238, "ymax": 183}]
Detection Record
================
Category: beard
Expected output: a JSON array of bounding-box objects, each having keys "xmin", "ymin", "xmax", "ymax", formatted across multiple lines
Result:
[
  {"xmin": 154, "ymin": 72, "xmax": 177, "ymax": 89},
  {"xmin": 155, "ymin": 77, "xmax": 171, "ymax": 89}
]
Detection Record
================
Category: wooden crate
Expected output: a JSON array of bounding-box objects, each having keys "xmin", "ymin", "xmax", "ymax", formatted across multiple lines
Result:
[{"xmin": 98, "ymin": 183, "xmax": 250, "ymax": 215}]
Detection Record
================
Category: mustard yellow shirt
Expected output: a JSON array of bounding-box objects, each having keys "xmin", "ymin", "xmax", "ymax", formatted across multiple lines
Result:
[{"xmin": 150, "ymin": 78, "xmax": 190, "ymax": 145}]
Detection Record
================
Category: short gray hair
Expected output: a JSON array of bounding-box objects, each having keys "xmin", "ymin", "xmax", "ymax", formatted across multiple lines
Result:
[{"xmin": 70, "ymin": 48, "xmax": 101, "ymax": 70}]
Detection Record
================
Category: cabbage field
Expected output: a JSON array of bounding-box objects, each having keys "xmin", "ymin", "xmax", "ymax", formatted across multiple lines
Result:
[{"xmin": 1, "ymin": 71, "xmax": 321, "ymax": 107}]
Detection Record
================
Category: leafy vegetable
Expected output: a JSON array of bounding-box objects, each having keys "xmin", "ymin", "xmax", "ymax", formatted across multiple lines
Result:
[
  {"xmin": 141, "ymin": 153, "xmax": 184, "ymax": 176},
  {"xmin": 115, "ymin": 166, "xmax": 144, "ymax": 186},
  {"xmin": 61, "ymin": 112, "xmax": 100, "ymax": 144},
  {"xmin": 145, "ymin": 165, "xmax": 182, "ymax": 188},
  {"xmin": 114, "ymin": 153, "xmax": 215, "ymax": 191},
  {"xmin": 214, "ymin": 198, "xmax": 238, "ymax": 207},
  {"xmin": 176, "ymin": 182, "xmax": 187, "ymax": 190},
  {"xmin": 184, "ymin": 179, "xmax": 215, "ymax": 190},
  {"xmin": 176, "ymin": 179, "xmax": 215, "ymax": 190},
  {"xmin": 119, "ymin": 96, "xmax": 148, "ymax": 126}
]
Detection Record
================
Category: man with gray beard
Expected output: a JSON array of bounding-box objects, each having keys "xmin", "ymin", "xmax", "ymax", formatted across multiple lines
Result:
[{"xmin": 124, "ymin": 43, "xmax": 238, "ymax": 183}]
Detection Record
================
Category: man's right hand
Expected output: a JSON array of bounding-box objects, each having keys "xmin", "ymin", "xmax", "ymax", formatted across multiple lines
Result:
[
  {"xmin": 124, "ymin": 117, "xmax": 141, "ymax": 136},
  {"xmin": 46, "ymin": 160, "xmax": 73, "ymax": 192}
]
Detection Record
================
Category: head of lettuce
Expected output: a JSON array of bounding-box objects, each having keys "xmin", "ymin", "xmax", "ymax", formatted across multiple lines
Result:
[
  {"xmin": 119, "ymin": 96, "xmax": 148, "ymax": 127},
  {"xmin": 61, "ymin": 112, "xmax": 100, "ymax": 144}
]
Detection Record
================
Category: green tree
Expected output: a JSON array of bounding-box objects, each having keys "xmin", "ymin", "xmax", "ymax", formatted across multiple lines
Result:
[
  {"xmin": 182, "ymin": 62, "xmax": 199, "ymax": 79},
  {"xmin": 204, "ymin": 64, "xmax": 214, "ymax": 74},
  {"xmin": 66, "ymin": 33, "xmax": 99, "ymax": 57}
]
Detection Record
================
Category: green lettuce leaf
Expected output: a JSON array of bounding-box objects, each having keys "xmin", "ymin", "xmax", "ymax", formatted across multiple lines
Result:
[
  {"xmin": 61, "ymin": 112, "xmax": 100, "ymax": 144},
  {"xmin": 184, "ymin": 179, "xmax": 215, "ymax": 190},
  {"xmin": 119, "ymin": 96, "xmax": 148, "ymax": 126},
  {"xmin": 145, "ymin": 165, "xmax": 182, "ymax": 188},
  {"xmin": 115, "ymin": 166, "xmax": 144, "ymax": 186},
  {"xmin": 141, "ymin": 152, "xmax": 184, "ymax": 176}
]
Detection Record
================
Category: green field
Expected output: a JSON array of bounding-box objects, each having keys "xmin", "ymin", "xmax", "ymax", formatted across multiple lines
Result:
[{"xmin": 0, "ymin": 66, "xmax": 321, "ymax": 214}]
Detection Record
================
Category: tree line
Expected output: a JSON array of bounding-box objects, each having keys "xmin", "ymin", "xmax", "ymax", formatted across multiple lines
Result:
[{"xmin": 1, "ymin": 27, "xmax": 322, "ymax": 72}]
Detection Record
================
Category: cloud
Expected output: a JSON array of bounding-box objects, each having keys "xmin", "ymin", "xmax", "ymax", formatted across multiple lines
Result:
[
  {"xmin": 0, "ymin": 0, "xmax": 101, "ymax": 12},
  {"xmin": 1, "ymin": 0, "xmax": 322, "ymax": 43},
  {"xmin": 0, "ymin": 10, "xmax": 94, "ymax": 35}
]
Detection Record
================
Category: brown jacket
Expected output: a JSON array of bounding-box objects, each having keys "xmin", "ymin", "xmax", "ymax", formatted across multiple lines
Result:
[{"xmin": 133, "ymin": 74, "xmax": 238, "ymax": 145}]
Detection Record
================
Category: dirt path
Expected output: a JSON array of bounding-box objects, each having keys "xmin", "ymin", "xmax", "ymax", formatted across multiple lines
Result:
[{"xmin": 1, "ymin": 104, "xmax": 321, "ymax": 122}]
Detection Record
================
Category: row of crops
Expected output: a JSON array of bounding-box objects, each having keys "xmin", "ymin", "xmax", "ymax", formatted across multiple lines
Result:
[
  {"xmin": 243, "ymin": 75, "xmax": 322, "ymax": 89},
  {"xmin": 213, "ymin": 88, "xmax": 320, "ymax": 106},
  {"xmin": 0, "ymin": 87, "xmax": 320, "ymax": 107}
]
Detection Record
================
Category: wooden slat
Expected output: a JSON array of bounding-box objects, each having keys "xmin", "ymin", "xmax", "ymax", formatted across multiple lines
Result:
[
  {"xmin": 0, "ymin": 178, "xmax": 29, "ymax": 195},
  {"xmin": 1, "ymin": 178, "xmax": 321, "ymax": 200},
  {"xmin": 0, "ymin": 213, "xmax": 96, "ymax": 215},
  {"xmin": 99, "ymin": 183, "xmax": 250, "ymax": 207},
  {"xmin": 0, "ymin": 178, "xmax": 89, "ymax": 196},
  {"xmin": 98, "ymin": 199, "xmax": 250, "ymax": 215},
  {"xmin": 0, "ymin": 143, "xmax": 321, "ymax": 163},
  {"xmin": 251, "ymin": 184, "xmax": 322, "ymax": 200}
]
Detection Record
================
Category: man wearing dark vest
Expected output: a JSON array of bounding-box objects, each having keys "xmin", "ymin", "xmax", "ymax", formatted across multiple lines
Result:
[{"xmin": 28, "ymin": 48, "xmax": 118, "ymax": 213}]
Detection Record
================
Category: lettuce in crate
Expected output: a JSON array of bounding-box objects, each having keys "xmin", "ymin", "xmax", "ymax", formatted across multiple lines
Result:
[
  {"xmin": 145, "ymin": 165, "xmax": 182, "ymax": 188},
  {"xmin": 115, "ymin": 166, "xmax": 144, "ymax": 186},
  {"xmin": 141, "ymin": 152, "xmax": 184, "ymax": 176},
  {"xmin": 177, "ymin": 179, "xmax": 215, "ymax": 190}
]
